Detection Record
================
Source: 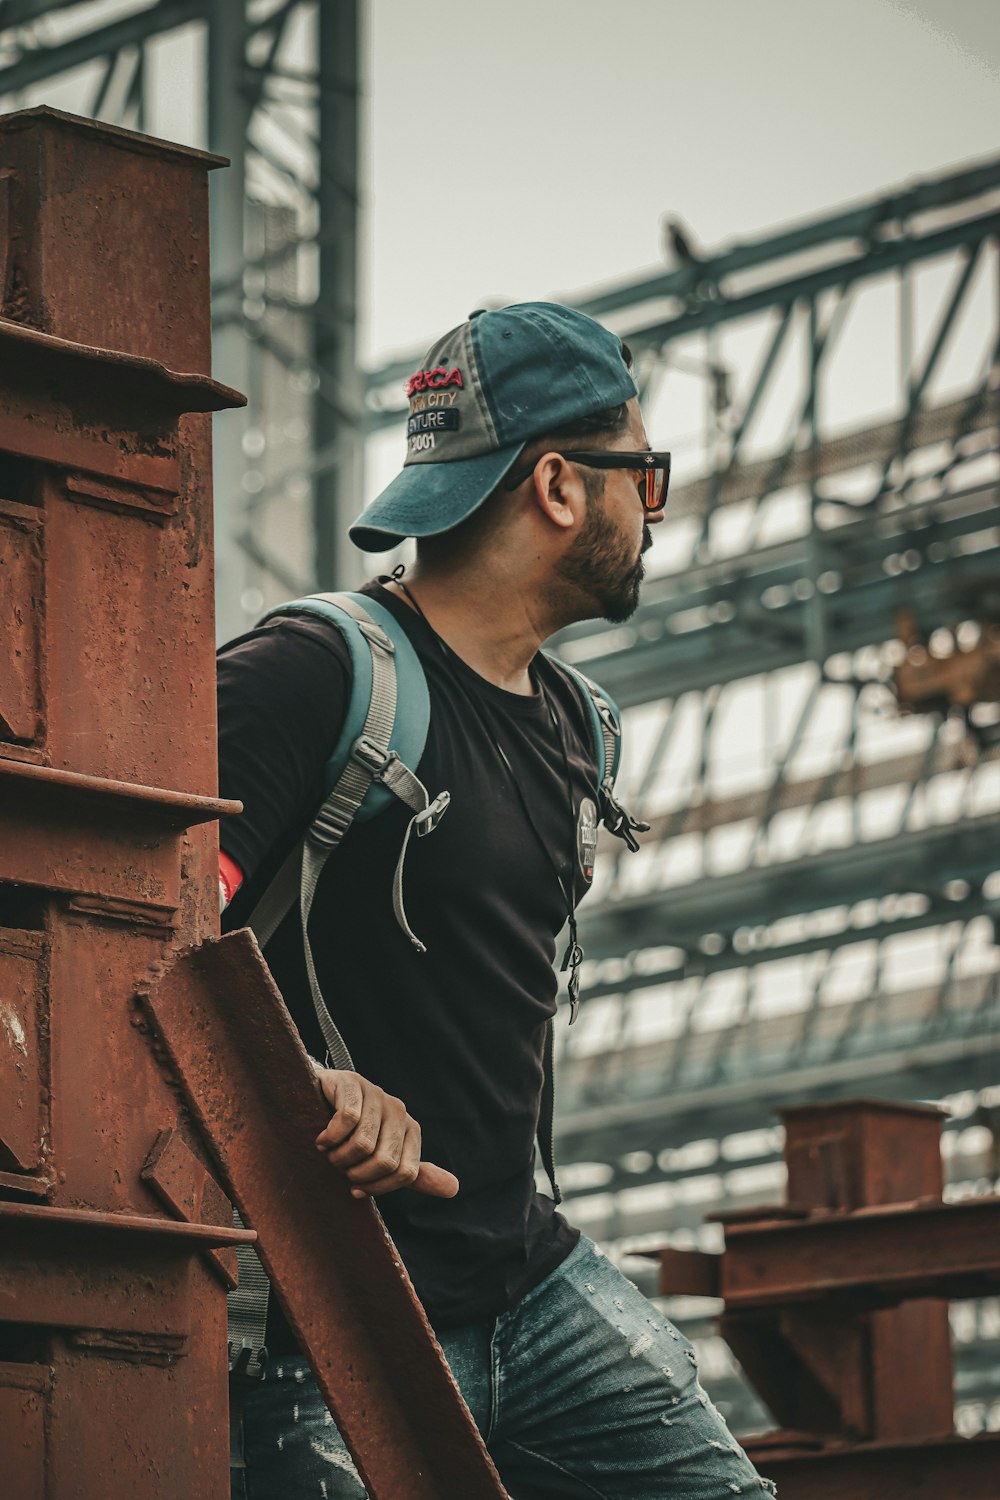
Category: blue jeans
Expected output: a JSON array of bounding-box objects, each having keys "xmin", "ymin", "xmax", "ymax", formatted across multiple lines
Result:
[{"xmin": 231, "ymin": 1235, "xmax": 774, "ymax": 1499}]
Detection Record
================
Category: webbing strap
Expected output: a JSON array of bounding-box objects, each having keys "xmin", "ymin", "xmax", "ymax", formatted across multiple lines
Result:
[
  {"xmin": 227, "ymin": 1208, "xmax": 270, "ymax": 1380},
  {"xmin": 232, "ymin": 595, "xmax": 438, "ymax": 1372},
  {"xmin": 245, "ymin": 839, "xmax": 301, "ymax": 949},
  {"xmin": 536, "ymin": 1018, "xmax": 561, "ymax": 1206},
  {"xmin": 299, "ymin": 600, "xmax": 400, "ymax": 1072}
]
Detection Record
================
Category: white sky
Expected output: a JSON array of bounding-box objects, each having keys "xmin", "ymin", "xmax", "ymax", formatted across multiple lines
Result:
[{"xmin": 363, "ymin": 0, "xmax": 999, "ymax": 364}]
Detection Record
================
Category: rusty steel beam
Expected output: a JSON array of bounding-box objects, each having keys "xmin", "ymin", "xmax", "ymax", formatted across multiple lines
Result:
[
  {"xmin": 141, "ymin": 931, "xmax": 507, "ymax": 1500},
  {"xmin": 0, "ymin": 106, "xmax": 246, "ymax": 1500},
  {"xmin": 721, "ymin": 1195, "xmax": 1000, "ymax": 1307},
  {"xmin": 743, "ymin": 1431, "xmax": 1000, "ymax": 1500}
]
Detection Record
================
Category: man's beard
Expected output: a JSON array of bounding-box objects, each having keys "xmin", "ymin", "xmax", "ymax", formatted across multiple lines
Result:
[{"xmin": 553, "ymin": 502, "xmax": 651, "ymax": 624}]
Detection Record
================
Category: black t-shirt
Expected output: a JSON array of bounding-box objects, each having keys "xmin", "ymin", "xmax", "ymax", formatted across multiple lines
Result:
[{"xmin": 217, "ymin": 583, "xmax": 599, "ymax": 1343}]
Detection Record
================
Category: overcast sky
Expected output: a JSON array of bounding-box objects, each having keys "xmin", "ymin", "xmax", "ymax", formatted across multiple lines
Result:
[{"xmin": 363, "ymin": 0, "xmax": 999, "ymax": 364}]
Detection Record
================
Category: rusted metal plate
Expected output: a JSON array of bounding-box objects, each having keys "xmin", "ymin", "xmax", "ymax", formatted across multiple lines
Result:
[
  {"xmin": 0, "ymin": 1366, "xmax": 48, "ymax": 1500},
  {"xmin": 0, "ymin": 322, "xmax": 244, "ymax": 501},
  {"xmin": 0, "ymin": 758, "xmax": 240, "ymax": 825},
  {"xmin": 39, "ymin": 463, "xmax": 221, "ymax": 791},
  {"xmin": 868, "ymin": 1301, "xmax": 954, "ymax": 1441},
  {"xmin": 722, "ymin": 1196, "xmax": 1000, "ymax": 1307},
  {"xmin": 0, "ymin": 1200, "xmax": 255, "ymax": 1246},
  {"xmin": 0, "ymin": 759, "xmax": 238, "ymax": 916},
  {"xmin": 142, "ymin": 931, "xmax": 508, "ymax": 1500},
  {"xmin": 0, "ymin": 1211, "xmax": 232, "ymax": 1335},
  {"xmin": 0, "ymin": 319, "xmax": 244, "ymax": 412},
  {"xmin": 0, "ymin": 103, "xmax": 239, "ymax": 1500},
  {"xmin": 657, "ymin": 1246, "xmax": 722, "ymax": 1298},
  {"xmin": 142, "ymin": 1126, "xmax": 238, "ymax": 1288},
  {"xmin": 744, "ymin": 1430, "xmax": 1000, "ymax": 1500},
  {"xmin": 0, "ymin": 497, "xmax": 42, "ymax": 745},
  {"xmin": 780, "ymin": 1099, "xmax": 946, "ymax": 1210},
  {"xmin": 0, "ymin": 929, "xmax": 45, "ymax": 1171},
  {"xmin": 0, "ymin": 107, "xmax": 223, "ymax": 371},
  {"xmin": 47, "ymin": 1339, "xmax": 231, "ymax": 1500}
]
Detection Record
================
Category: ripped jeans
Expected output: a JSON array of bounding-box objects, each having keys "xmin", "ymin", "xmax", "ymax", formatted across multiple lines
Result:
[{"xmin": 230, "ymin": 1234, "xmax": 775, "ymax": 1500}]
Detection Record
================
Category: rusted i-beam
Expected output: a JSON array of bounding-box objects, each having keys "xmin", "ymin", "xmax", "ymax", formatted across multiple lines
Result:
[
  {"xmin": 142, "ymin": 932, "xmax": 507, "ymax": 1500},
  {"xmin": 655, "ymin": 1098, "xmax": 1000, "ymax": 1496},
  {"xmin": 0, "ymin": 105, "xmax": 247, "ymax": 1500}
]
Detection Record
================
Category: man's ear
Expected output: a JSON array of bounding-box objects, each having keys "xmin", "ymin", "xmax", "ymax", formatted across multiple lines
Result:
[{"xmin": 530, "ymin": 452, "xmax": 585, "ymax": 532}]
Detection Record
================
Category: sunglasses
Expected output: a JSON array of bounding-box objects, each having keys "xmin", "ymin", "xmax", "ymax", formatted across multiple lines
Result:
[{"xmin": 504, "ymin": 450, "xmax": 672, "ymax": 514}]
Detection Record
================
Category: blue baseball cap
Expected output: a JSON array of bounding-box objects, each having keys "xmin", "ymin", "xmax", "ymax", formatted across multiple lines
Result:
[{"xmin": 349, "ymin": 301, "xmax": 637, "ymax": 552}]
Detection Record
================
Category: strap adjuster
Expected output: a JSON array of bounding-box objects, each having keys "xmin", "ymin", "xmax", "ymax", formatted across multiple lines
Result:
[
  {"xmin": 599, "ymin": 779, "xmax": 649, "ymax": 853},
  {"xmin": 414, "ymin": 790, "xmax": 451, "ymax": 837},
  {"xmin": 594, "ymin": 697, "xmax": 621, "ymax": 737},
  {"xmin": 228, "ymin": 1339, "xmax": 268, "ymax": 1383},
  {"xmin": 351, "ymin": 735, "xmax": 399, "ymax": 777},
  {"xmin": 358, "ymin": 620, "xmax": 395, "ymax": 653}
]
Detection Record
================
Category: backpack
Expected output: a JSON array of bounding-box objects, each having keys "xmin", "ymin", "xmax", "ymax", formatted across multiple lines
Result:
[
  {"xmin": 227, "ymin": 590, "xmax": 647, "ymax": 1378},
  {"xmin": 245, "ymin": 591, "xmax": 646, "ymax": 1064}
]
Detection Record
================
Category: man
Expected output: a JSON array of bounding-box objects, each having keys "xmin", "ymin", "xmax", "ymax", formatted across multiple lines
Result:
[{"xmin": 218, "ymin": 303, "xmax": 773, "ymax": 1499}]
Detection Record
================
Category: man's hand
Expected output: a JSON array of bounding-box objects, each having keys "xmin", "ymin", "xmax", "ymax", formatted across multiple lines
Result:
[{"xmin": 313, "ymin": 1068, "xmax": 460, "ymax": 1201}]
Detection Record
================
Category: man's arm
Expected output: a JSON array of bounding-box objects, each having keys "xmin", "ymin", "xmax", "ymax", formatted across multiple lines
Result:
[{"xmin": 217, "ymin": 617, "xmax": 458, "ymax": 1200}]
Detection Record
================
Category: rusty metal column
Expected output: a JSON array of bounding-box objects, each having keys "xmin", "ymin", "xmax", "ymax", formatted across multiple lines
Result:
[
  {"xmin": 657, "ymin": 1097, "xmax": 1000, "ymax": 1497},
  {"xmin": 724, "ymin": 1100, "xmax": 957, "ymax": 1445},
  {"xmin": 0, "ymin": 107, "xmax": 250, "ymax": 1500}
]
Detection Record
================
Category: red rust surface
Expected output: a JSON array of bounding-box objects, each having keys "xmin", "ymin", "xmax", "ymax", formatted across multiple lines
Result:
[
  {"xmin": 0, "ymin": 1367, "xmax": 48, "ymax": 1500},
  {"xmin": 780, "ymin": 1098, "xmax": 946, "ymax": 1209},
  {"xmin": 721, "ymin": 1195, "xmax": 1000, "ymax": 1305},
  {"xmin": 0, "ymin": 105, "xmax": 241, "ymax": 1499},
  {"xmin": 744, "ymin": 1431, "xmax": 1000, "ymax": 1500},
  {"xmin": 0, "ymin": 497, "xmax": 42, "ymax": 741},
  {"xmin": 665, "ymin": 1098, "xmax": 999, "ymax": 1491},
  {"xmin": 142, "ymin": 1126, "xmax": 239, "ymax": 1287},
  {"xmin": 0, "ymin": 929, "xmax": 44, "ymax": 1171},
  {"xmin": 142, "ymin": 931, "xmax": 509, "ymax": 1500}
]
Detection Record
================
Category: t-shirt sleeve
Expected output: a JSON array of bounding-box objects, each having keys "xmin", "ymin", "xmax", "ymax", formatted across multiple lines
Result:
[{"xmin": 216, "ymin": 616, "xmax": 352, "ymax": 881}]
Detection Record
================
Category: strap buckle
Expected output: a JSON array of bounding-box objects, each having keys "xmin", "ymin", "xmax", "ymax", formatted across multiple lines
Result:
[
  {"xmin": 228, "ymin": 1339, "xmax": 268, "ymax": 1383},
  {"xmin": 414, "ymin": 790, "xmax": 451, "ymax": 837},
  {"xmin": 599, "ymin": 779, "xmax": 649, "ymax": 853}
]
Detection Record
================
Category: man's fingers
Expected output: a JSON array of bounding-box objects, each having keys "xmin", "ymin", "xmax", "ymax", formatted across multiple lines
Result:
[
  {"xmin": 314, "ymin": 1071, "xmax": 364, "ymax": 1149},
  {"xmin": 348, "ymin": 1120, "xmax": 421, "ymax": 1194},
  {"xmin": 312, "ymin": 1068, "xmax": 456, "ymax": 1200},
  {"xmin": 355, "ymin": 1160, "xmax": 460, "ymax": 1201},
  {"xmin": 343, "ymin": 1112, "xmax": 409, "ymax": 1185}
]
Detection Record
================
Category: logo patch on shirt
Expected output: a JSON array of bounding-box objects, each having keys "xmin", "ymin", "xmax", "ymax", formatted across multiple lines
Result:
[{"xmin": 577, "ymin": 797, "xmax": 598, "ymax": 880}]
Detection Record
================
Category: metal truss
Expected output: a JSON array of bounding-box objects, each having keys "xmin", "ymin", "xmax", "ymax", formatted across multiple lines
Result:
[{"xmin": 0, "ymin": 0, "xmax": 362, "ymax": 640}]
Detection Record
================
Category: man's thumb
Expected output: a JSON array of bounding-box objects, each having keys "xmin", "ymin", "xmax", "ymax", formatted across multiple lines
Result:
[{"xmin": 413, "ymin": 1162, "xmax": 460, "ymax": 1198}]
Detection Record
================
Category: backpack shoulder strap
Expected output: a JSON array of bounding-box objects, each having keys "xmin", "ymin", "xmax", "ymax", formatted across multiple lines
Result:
[
  {"xmin": 261, "ymin": 591, "xmax": 431, "ymax": 821},
  {"xmin": 245, "ymin": 592, "xmax": 449, "ymax": 960},
  {"xmin": 543, "ymin": 654, "xmax": 648, "ymax": 852}
]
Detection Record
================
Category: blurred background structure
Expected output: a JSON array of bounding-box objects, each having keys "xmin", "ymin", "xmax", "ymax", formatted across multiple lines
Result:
[{"xmin": 2, "ymin": 0, "xmax": 998, "ymax": 1441}]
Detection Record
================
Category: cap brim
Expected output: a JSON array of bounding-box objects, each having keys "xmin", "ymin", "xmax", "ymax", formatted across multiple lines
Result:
[{"xmin": 349, "ymin": 443, "xmax": 523, "ymax": 553}]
